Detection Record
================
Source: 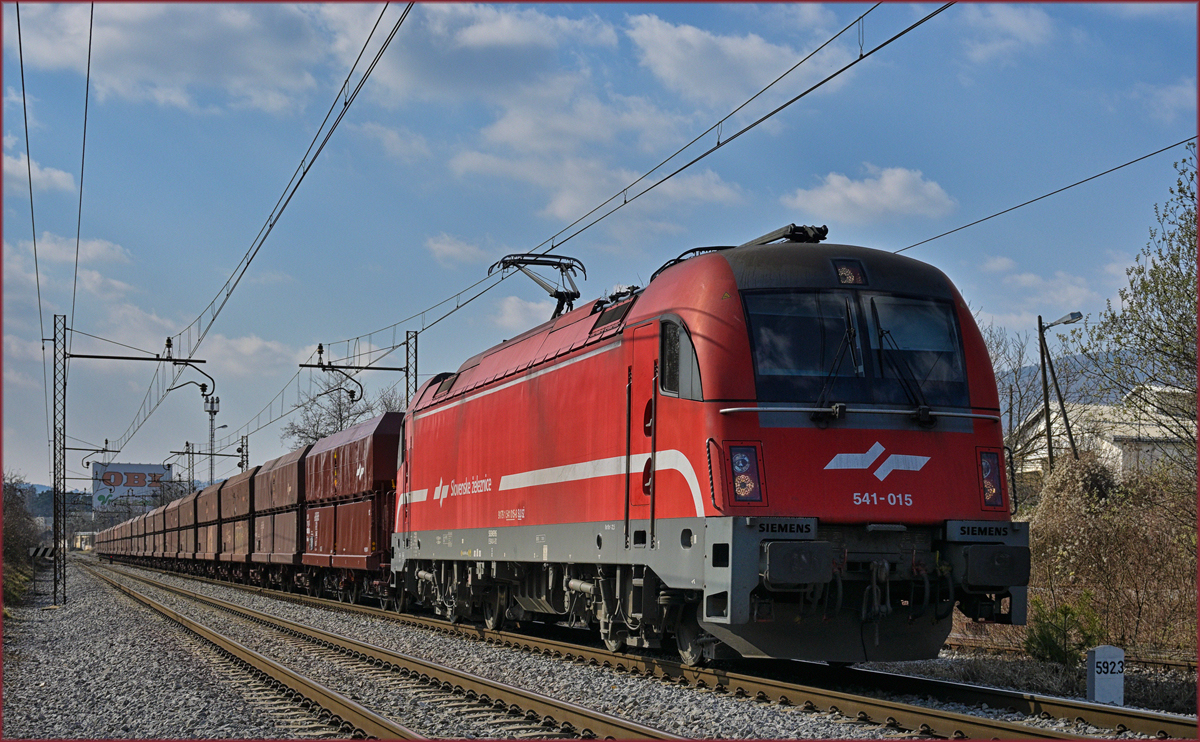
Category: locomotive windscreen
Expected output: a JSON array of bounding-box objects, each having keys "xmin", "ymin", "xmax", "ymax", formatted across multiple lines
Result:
[{"xmin": 743, "ymin": 290, "xmax": 969, "ymax": 408}]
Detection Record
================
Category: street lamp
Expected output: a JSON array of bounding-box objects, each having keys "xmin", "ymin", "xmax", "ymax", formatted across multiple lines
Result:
[
  {"xmin": 204, "ymin": 395, "xmax": 220, "ymax": 484},
  {"xmin": 1038, "ymin": 311, "xmax": 1082, "ymax": 471}
]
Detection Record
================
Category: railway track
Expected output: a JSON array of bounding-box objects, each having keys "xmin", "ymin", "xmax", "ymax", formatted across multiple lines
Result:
[
  {"xmin": 101, "ymin": 561, "xmax": 1195, "ymax": 739},
  {"xmin": 91, "ymin": 563, "xmax": 681, "ymax": 740},
  {"xmin": 85, "ymin": 564, "xmax": 422, "ymax": 739}
]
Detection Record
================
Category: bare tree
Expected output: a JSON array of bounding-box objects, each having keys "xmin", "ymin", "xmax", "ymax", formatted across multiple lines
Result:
[
  {"xmin": 979, "ymin": 319, "xmax": 1084, "ymax": 509},
  {"xmin": 280, "ymin": 375, "xmax": 406, "ymax": 449},
  {"xmin": 3, "ymin": 470, "xmax": 39, "ymax": 569},
  {"xmin": 1071, "ymin": 143, "xmax": 1196, "ymax": 474}
]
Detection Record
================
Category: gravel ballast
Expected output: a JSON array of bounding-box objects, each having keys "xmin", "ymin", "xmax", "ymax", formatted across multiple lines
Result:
[
  {"xmin": 4, "ymin": 558, "xmax": 1194, "ymax": 739},
  {"xmin": 2, "ymin": 563, "xmax": 291, "ymax": 739}
]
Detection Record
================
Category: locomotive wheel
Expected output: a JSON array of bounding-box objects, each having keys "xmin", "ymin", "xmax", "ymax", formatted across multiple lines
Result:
[
  {"xmin": 393, "ymin": 588, "xmax": 409, "ymax": 615},
  {"xmin": 482, "ymin": 588, "xmax": 504, "ymax": 631},
  {"xmin": 674, "ymin": 606, "xmax": 706, "ymax": 666},
  {"xmin": 601, "ymin": 626, "xmax": 624, "ymax": 652}
]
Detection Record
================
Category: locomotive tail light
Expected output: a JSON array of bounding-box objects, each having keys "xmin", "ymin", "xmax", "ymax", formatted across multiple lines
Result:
[
  {"xmin": 979, "ymin": 451, "xmax": 1003, "ymax": 508},
  {"xmin": 730, "ymin": 446, "xmax": 763, "ymax": 502}
]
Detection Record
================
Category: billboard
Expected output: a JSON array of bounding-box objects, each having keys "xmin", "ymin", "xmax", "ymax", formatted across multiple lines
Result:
[{"xmin": 92, "ymin": 463, "xmax": 172, "ymax": 510}]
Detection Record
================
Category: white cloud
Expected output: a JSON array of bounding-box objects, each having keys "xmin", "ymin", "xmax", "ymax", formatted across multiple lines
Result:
[
  {"xmin": 781, "ymin": 164, "xmax": 956, "ymax": 224},
  {"xmin": 78, "ymin": 269, "xmax": 134, "ymax": 299},
  {"xmin": 202, "ymin": 333, "xmax": 295, "ymax": 378},
  {"xmin": 1131, "ymin": 78, "xmax": 1197, "ymax": 124},
  {"xmin": 3, "ymin": 333, "xmax": 44, "ymax": 363},
  {"xmin": 626, "ymin": 14, "xmax": 854, "ymax": 109},
  {"xmin": 982, "ymin": 256, "xmax": 1017, "ymax": 273},
  {"xmin": 959, "ymin": 5, "xmax": 1054, "ymax": 65},
  {"xmin": 3, "ymin": 152, "xmax": 75, "ymax": 193},
  {"xmin": 479, "ymin": 75, "xmax": 687, "ymax": 155},
  {"xmin": 1092, "ymin": 4, "xmax": 1196, "ymax": 22},
  {"xmin": 4, "ymin": 4, "xmax": 323, "ymax": 112},
  {"xmin": 317, "ymin": 4, "xmax": 616, "ymax": 106},
  {"xmin": 245, "ymin": 270, "xmax": 294, "ymax": 286},
  {"xmin": 357, "ymin": 122, "xmax": 431, "ymax": 162},
  {"xmin": 493, "ymin": 295, "xmax": 555, "ymax": 332},
  {"xmin": 424, "ymin": 4, "xmax": 618, "ymax": 50},
  {"xmin": 1002, "ymin": 271, "xmax": 1098, "ymax": 311},
  {"xmin": 453, "ymin": 148, "xmax": 740, "ymax": 224},
  {"xmin": 22, "ymin": 232, "xmax": 132, "ymax": 264},
  {"xmin": 753, "ymin": 4, "xmax": 840, "ymax": 35},
  {"xmin": 654, "ymin": 169, "xmax": 742, "ymax": 206},
  {"xmin": 426, "ymin": 233, "xmax": 490, "ymax": 268},
  {"xmin": 2, "ymin": 366, "xmax": 40, "ymax": 390}
]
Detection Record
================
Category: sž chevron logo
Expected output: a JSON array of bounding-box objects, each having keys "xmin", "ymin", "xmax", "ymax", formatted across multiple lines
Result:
[{"xmin": 823, "ymin": 442, "xmax": 929, "ymax": 481}]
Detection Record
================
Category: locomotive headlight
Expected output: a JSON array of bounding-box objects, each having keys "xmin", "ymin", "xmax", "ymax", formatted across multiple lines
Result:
[
  {"xmin": 979, "ymin": 451, "xmax": 1002, "ymax": 508},
  {"xmin": 730, "ymin": 446, "xmax": 763, "ymax": 502}
]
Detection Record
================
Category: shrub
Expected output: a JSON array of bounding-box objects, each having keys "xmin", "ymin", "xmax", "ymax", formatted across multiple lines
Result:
[
  {"xmin": 1028, "ymin": 454, "xmax": 1196, "ymax": 656},
  {"xmin": 1024, "ymin": 591, "xmax": 1103, "ymax": 667}
]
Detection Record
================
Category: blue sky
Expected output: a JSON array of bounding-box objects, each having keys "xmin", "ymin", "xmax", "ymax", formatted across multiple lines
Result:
[{"xmin": 3, "ymin": 3, "xmax": 1195, "ymax": 487}]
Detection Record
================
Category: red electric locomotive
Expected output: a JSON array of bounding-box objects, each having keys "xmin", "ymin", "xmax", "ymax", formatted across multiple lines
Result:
[{"xmin": 393, "ymin": 224, "xmax": 1029, "ymax": 664}]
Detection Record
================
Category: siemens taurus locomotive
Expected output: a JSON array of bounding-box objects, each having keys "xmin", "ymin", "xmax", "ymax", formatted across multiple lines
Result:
[{"xmin": 98, "ymin": 224, "xmax": 1030, "ymax": 665}]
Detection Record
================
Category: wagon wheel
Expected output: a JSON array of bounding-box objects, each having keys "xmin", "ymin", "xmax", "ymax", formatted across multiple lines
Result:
[
  {"xmin": 482, "ymin": 588, "xmax": 505, "ymax": 631},
  {"xmin": 307, "ymin": 572, "xmax": 322, "ymax": 598},
  {"xmin": 339, "ymin": 578, "xmax": 360, "ymax": 605}
]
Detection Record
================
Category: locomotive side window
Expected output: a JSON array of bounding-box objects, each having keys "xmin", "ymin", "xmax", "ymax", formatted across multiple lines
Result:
[
  {"xmin": 660, "ymin": 319, "xmax": 702, "ymax": 401},
  {"xmin": 434, "ymin": 373, "xmax": 458, "ymax": 397},
  {"xmin": 743, "ymin": 290, "xmax": 968, "ymax": 408}
]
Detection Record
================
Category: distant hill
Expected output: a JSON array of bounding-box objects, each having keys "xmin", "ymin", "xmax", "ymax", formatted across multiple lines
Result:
[{"xmin": 992, "ymin": 352, "xmax": 1125, "ymax": 429}]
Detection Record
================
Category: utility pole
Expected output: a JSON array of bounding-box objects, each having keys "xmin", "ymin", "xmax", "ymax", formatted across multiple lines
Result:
[
  {"xmin": 205, "ymin": 396, "xmax": 220, "ymax": 485},
  {"xmin": 1038, "ymin": 311, "xmax": 1083, "ymax": 472},
  {"xmin": 52, "ymin": 315, "xmax": 67, "ymax": 605},
  {"xmin": 405, "ymin": 330, "xmax": 418, "ymax": 407}
]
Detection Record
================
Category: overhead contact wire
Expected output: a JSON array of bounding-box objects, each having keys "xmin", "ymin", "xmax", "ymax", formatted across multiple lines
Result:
[
  {"xmin": 529, "ymin": 3, "xmax": 884, "ymax": 259},
  {"xmin": 218, "ymin": 5, "xmax": 945, "ymax": 448},
  {"xmin": 104, "ymin": 3, "xmax": 413, "ymax": 460},
  {"xmin": 896, "ymin": 136, "xmax": 1198, "ymax": 253},
  {"xmin": 69, "ymin": 2, "xmax": 96, "ymax": 365},
  {"xmin": 315, "ymin": 3, "xmax": 895, "ymax": 353},
  {"xmin": 538, "ymin": 3, "xmax": 956, "ymax": 257},
  {"xmin": 16, "ymin": 2, "xmax": 54, "ymax": 471}
]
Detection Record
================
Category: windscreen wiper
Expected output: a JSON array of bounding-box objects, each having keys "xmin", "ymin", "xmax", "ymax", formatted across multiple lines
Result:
[
  {"xmin": 812, "ymin": 300, "xmax": 860, "ymax": 424},
  {"xmin": 870, "ymin": 299, "xmax": 935, "ymax": 426}
]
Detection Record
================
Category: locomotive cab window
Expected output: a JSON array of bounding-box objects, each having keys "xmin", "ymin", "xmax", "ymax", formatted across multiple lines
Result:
[
  {"xmin": 743, "ymin": 290, "xmax": 968, "ymax": 408},
  {"xmin": 660, "ymin": 319, "xmax": 702, "ymax": 401}
]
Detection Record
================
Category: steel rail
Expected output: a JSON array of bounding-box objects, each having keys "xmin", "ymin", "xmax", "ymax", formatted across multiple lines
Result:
[
  {"xmin": 85, "ymin": 565, "xmax": 423, "ymax": 739},
  {"xmin": 833, "ymin": 665, "xmax": 1197, "ymax": 740},
  {"xmin": 100, "ymin": 565, "xmax": 682, "ymax": 741},
  {"xmin": 105, "ymin": 561, "xmax": 1196, "ymax": 739}
]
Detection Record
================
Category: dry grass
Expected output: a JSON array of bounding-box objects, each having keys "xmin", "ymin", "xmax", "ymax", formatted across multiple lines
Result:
[{"xmin": 866, "ymin": 648, "xmax": 1197, "ymax": 716}]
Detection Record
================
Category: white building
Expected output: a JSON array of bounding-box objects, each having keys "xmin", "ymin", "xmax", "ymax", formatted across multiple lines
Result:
[{"xmin": 1012, "ymin": 386, "xmax": 1194, "ymax": 477}]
